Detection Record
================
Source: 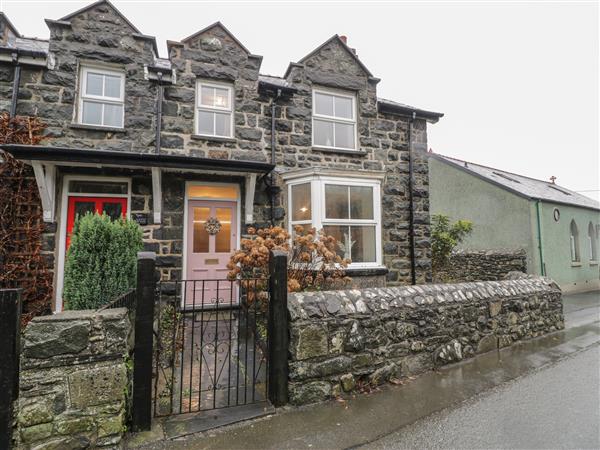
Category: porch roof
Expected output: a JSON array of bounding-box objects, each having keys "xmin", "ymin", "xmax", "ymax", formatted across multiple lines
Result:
[{"xmin": 0, "ymin": 144, "xmax": 275, "ymax": 174}]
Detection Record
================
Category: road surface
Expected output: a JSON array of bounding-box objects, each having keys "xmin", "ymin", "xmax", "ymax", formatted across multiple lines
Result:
[{"xmin": 362, "ymin": 345, "xmax": 600, "ymax": 450}]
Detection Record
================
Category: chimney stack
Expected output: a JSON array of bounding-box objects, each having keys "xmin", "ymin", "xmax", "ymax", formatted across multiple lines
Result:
[{"xmin": 340, "ymin": 35, "xmax": 348, "ymax": 44}]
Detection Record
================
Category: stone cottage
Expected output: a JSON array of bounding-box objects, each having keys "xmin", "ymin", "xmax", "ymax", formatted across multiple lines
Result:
[{"xmin": 0, "ymin": 0, "xmax": 443, "ymax": 311}]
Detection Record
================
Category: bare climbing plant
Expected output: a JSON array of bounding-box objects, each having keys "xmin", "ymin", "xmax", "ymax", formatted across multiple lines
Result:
[{"xmin": 0, "ymin": 112, "xmax": 52, "ymax": 324}]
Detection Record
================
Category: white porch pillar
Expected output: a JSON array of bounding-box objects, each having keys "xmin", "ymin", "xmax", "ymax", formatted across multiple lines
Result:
[
  {"xmin": 244, "ymin": 173, "xmax": 257, "ymax": 224},
  {"xmin": 31, "ymin": 162, "xmax": 56, "ymax": 222},
  {"xmin": 151, "ymin": 167, "xmax": 162, "ymax": 224}
]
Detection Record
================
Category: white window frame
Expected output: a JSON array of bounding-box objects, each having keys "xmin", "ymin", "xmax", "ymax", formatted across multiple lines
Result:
[
  {"xmin": 312, "ymin": 88, "xmax": 358, "ymax": 151},
  {"xmin": 287, "ymin": 174, "xmax": 382, "ymax": 269},
  {"xmin": 588, "ymin": 222, "xmax": 598, "ymax": 262},
  {"xmin": 570, "ymin": 219, "xmax": 580, "ymax": 263},
  {"xmin": 195, "ymin": 79, "xmax": 234, "ymax": 138},
  {"xmin": 77, "ymin": 66, "xmax": 125, "ymax": 128},
  {"xmin": 55, "ymin": 175, "xmax": 131, "ymax": 312}
]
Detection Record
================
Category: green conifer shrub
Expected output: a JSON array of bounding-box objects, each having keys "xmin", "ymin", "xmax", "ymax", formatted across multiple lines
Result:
[{"xmin": 63, "ymin": 212, "xmax": 143, "ymax": 310}]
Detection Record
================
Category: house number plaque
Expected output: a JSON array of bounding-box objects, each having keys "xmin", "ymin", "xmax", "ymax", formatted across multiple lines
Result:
[{"xmin": 132, "ymin": 213, "xmax": 148, "ymax": 226}]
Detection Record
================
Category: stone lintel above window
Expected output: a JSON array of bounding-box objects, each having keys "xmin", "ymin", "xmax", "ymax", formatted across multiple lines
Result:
[{"xmin": 190, "ymin": 134, "xmax": 236, "ymax": 144}]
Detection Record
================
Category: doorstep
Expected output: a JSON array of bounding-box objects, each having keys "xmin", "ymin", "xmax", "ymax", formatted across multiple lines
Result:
[{"xmin": 125, "ymin": 402, "xmax": 275, "ymax": 447}]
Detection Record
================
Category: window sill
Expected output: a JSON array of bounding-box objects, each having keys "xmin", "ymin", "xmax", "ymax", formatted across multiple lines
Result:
[
  {"xmin": 345, "ymin": 266, "xmax": 388, "ymax": 277},
  {"xmin": 191, "ymin": 134, "xmax": 236, "ymax": 144},
  {"xmin": 571, "ymin": 262, "xmax": 582, "ymax": 267},
  {"xmin": 590, "ymin": 261, "xmax": 598, "ymax": 266},
  {"xmin": 70, "ymin": 123, "xmax": 126, "ymax": 133},
  {"xmin": 312, "ymin": 146, "xmax": 367, "ymax": 156}
]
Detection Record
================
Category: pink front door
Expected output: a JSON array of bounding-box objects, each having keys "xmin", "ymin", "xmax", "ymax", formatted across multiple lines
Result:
[{"xmin": 185, "ymin": 200, "xmax": 238, "ymax": 308}]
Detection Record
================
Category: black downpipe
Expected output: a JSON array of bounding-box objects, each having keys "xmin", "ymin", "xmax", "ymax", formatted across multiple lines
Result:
[
  {"xmin": 407, "ymin": 112, "xmax": 417, "ymax": 285},
  {"xmin": 155, "ymin": 72, "xmax": 163, "ymax": 154},
  {"xmin": 269, "ymin": 89, "xmax": 282, "ymax": 226},
  {"xmin": 10, "ymin": 53, "xmax": 21, "ymax": 118}
]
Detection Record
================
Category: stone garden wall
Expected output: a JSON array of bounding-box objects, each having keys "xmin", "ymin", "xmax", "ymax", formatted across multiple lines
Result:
[
  {"xmin": 434, "ymin": 249, "xmax": 527, "ymax": 283},
  {"xmin": 15, "ymin": 308, "xmax": 132, "ymax": 449},
  {"xmin": 287, "ymin": 276, "xmax": 563, "ymax": 405}
]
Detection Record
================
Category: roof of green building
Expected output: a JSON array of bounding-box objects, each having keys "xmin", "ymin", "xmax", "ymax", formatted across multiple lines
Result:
[{"xmin": 431, "ymin": 153, "xmax": 600, "ymax": 211}]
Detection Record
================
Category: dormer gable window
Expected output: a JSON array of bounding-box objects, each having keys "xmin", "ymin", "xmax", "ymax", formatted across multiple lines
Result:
[
  {"xmin": 77, "ymin": 66, "xmax": 125, "ymax": 128},
  {"xmin": 312, "ymin": 88, "xmax": 357, "ymax": 151},
  {"xmin": 195, "ymin": 80, "xmax": 234, "ymax": 138}
]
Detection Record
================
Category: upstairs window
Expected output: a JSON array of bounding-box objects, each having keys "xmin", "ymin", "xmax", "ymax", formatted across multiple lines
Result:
[
  {"xmin": 570, "ymin": 219, "xmax": 580, "ymax": 263},
  {"xmin": 196, "ymin": 80, "xmax": 233, "ymax": 138},
  {"xmin": 78, "ymin": 66, "xmax": 125, "ymax": 128},
  {"xmin": 588, "ymin": 222, "xmax": 598, "ymax": 262},
  {"xmin": 312, "ymin": 89, "xmax": 356, "ymax": 151}
]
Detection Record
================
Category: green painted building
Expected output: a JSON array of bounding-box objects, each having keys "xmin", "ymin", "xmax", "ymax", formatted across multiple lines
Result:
[{"xmin": 429, "ymin": 154, "xmax": 600, "ymax": 293}]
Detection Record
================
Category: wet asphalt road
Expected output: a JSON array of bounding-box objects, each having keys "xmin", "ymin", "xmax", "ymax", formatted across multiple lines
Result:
[{"xmin": 362, "ymin": 344, "xmax": 600, "ymax": 450}]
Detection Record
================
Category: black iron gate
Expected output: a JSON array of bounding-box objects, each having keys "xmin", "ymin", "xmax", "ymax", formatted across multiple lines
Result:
[
  {"xmin": 152, "ymin": 278, "xmax": 270, "ymax": 417},
  {"xmin": 129, "ymin": 250, "xmax": 288, "ymax": 430}
]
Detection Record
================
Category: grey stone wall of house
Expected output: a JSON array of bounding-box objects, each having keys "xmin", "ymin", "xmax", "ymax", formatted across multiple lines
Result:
[
  {"xmin": 163, "ymin": 31, "xmax": 433, "ymax": 284},
  {"xmin": 19, "ymin": 4, "xmax": 157, "ymax": 151},
  {"xmin": 287, "ymin": 276, "xmax": 563, "ymax": 405},
  {"xmin": 1, "ymin": 2, "xmax": 437, "ymax": 306},
  {"xmin": 434, "ymin": 249, "xmax": 527, "ymax": 283},
  {"xmin": 15, "ymin": 308, "xmax": 132, "ymax": 449}
]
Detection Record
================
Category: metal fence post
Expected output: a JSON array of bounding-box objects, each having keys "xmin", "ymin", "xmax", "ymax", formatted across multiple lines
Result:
[
  {"xmin": 131, "ymin": 252, "xmax": 156, "ymax": 432},
  {"xmin": 0, "ymin": 289, "xmax": 22, "ymax": 449},
  {"xmin": 268, "ymin": 250, "xmax": 289, "ymax": 407}
]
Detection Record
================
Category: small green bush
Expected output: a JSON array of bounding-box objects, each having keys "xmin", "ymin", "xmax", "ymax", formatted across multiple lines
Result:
[
  {"xmin": 431, "ymin": 214, "xmax": 473, "ymax": 272},
  {"xmin": 63, "ymin": 212, "xmax": 143, "ymax": 310}
]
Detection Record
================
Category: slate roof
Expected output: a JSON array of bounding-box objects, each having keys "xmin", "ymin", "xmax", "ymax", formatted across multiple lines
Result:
[
  {"xmin": 258, "ymin": 75, "xmax": 293, "ymax": 89},
  {"xmin": 378, "ymin": 98, "xmax": 444, "ymax": 122},
  {"xmin": 431, "ymin": 153, "xmax": 600, "ymax": 211},
  {"xmin": 0, "ymin": 36, "xmax": 49, "ymax": 59}
]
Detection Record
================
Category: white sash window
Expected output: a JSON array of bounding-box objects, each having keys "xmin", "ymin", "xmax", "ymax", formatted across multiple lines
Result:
[
  {"xmin": 195, "ymin": 80, "xmax": 234, "ymax": 138},
  {"xmin": 312, "ymin": 89, "xmax": 357, "ymax": 151},
  {"xmin": 78, "ymin": 66, "xmax": 125, "ymax": 128}
]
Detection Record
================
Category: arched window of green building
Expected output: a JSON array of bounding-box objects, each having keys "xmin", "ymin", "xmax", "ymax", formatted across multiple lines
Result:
[
  {"xmin": 588, "ymin": 222, "xmax": 598, "ymax": 262},
  {"xmin": 570, "ymin": 220, "xmax": 580, "ymax": 263}
]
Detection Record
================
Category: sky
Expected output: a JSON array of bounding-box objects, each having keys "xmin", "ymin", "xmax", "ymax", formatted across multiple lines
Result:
[{"xmin": 1, "ymin": 0, "xmax": 598, "ymax": 201}]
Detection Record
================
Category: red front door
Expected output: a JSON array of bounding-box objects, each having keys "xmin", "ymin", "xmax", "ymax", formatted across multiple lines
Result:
[{"xmin": 66, "ymin": 196, "xmax": 128, "ymax": 248}]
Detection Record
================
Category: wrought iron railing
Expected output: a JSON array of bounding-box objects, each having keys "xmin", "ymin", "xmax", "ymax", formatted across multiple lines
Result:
[{"xmin": 97, "ymin": 288, "xmax": 136, "ymax": 311}]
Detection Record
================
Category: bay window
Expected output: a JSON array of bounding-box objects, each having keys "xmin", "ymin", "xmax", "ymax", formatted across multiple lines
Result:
[
  {"xmin": 312, "ymin": 89, "xmax": 357, "ymax": 151},
  {"xmin": 288, "ymin": 175, "xmax": 382, "ymax": 267},
  {"xmin": 195, "ymin": 80, "xmax": 233, "ymax": 138}
]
